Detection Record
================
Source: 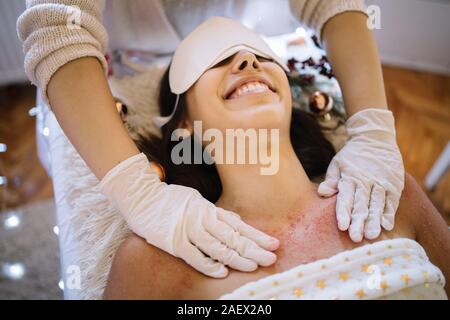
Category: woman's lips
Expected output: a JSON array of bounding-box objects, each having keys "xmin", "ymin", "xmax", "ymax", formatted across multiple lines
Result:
[
  {"xmin": 224, "ymin": 76, "xmax": 276, "ymax": 100},
  {"xmin": 228, "ymin": 81, "xmax": 275, "ymax": 100}
]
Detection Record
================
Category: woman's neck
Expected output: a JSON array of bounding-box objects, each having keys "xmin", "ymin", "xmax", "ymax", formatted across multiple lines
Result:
[{"xmin": 215, "ymin": 142, "xmax": 321, "ymax": 225}]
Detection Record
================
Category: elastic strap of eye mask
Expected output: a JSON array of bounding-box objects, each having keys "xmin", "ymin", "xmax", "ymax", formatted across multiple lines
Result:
[{"xmin": 152, "ymin": 94, "xmax": 180, "ymax": 129}]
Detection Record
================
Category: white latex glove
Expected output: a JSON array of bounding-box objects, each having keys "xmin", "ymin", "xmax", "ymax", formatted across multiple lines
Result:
[
  {"xmin": 99, "ymin": 153, "xmax": 279, "ymax": 278},
  {"xmin": 318, "ymin": 109, "xmax": 405, "ymax": 242}
]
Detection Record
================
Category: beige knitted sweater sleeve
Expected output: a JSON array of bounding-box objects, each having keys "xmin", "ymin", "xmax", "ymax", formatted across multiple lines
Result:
[
  {"xmin": 17, "ymin": 0, "xmax": 366, "ymax": 104},
  {"xmin": 289, "ymin": 0, "xmax": 367, "ymax": 41},
  {"xmin": 17, "ymin": 0, "xmax": 108, "ymax": 104}
]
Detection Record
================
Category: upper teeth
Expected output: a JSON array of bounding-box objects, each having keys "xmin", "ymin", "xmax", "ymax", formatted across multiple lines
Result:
[{"xmin": 229, "ymin": 82, "xmax": 271, "ymax": 99}]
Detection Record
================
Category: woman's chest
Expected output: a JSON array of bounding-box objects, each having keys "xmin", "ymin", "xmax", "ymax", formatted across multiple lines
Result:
[
  {"xmin": 195, "ymin": 201, "xmax": 415, "ymax": 299},
  {"xmin": 267, "ymin": 208, "xmax": 359, "ymax": 272},
  {"xmin": 199, "ymin": 208, "xmax": 359, "ymax": 298},
  {"xmin": 270, "ymin": 200, "xmax": 415, "ymax": 271}
]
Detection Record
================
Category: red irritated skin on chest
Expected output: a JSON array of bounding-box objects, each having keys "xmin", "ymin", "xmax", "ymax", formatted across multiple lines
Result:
[
  {"xmin": 273, "ymin": 196, "xmax": 356, "ymax": 270},
  {"xmin": 194, "ymin": 191, "xmax": 417, "ymax": 299},
  {"xmin": 245, "ymin": 195, "xmax": 373, "ymax": 273},
  {"xmin": 185, "ymin": 195, "xmax": 413, "ymax": 300},
  {"xmin": 105, "ymin": 177, "xmax": 429, "ymax": 300}
]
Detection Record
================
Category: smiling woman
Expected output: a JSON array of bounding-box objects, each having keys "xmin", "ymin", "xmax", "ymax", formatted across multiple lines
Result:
[
  {"xmin": 103, "ymin": 17, "xmax": 450, "ymax": 300},
  {"xmin": 136, "ymin": 52, "xmax": 336, "ymax": 203},
  {"xmin": 15, "ymin": 0, "xmax": 448, "ymax": 301}
]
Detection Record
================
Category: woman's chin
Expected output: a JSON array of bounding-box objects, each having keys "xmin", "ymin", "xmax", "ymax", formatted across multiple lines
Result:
[{"xmin": 228, "ymin": 107, "xmax": 289, "ymax": 131}]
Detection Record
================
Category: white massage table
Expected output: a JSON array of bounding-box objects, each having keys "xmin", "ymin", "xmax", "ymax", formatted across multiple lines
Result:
[{"xmin": 36, "ymin": 94, "xmax": 79, "ymax": 299}]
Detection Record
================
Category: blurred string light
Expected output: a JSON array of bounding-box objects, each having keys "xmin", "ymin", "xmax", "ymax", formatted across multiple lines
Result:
[
  {"xmin": 2, "ymin": 262, "xmax": 26, "ymax": 280},
  {"xmin": 58, "ymin": 279, "xmax": 65, "ymax": 290},
  {"xmin": 42, "ymin": 127, "xmax": 50, "ymax": 137},
  {"xmin": 3, "ymin": 212, "xmax": 22, "ymax": 230},
  {"xmin": 5, "ymin": 215, "xmax": 19, "ymax": 228},
  {"xmin": 29, "ymin": 105, "xmax": 51, "ymax": 137},
  {"xmin": 28, "ymin": 106, "xmax": 38, "ymax": 117},
  {"xmin": 53, "ymin": 225, "xmax": 60, "ymax": 236},
  {"xmin": 295, "ymin": 27, "xmax": 307, "ymax": 36},
  {"xmin": 0, "ymin": 140, "xmax": 7, "ymax": 216}
]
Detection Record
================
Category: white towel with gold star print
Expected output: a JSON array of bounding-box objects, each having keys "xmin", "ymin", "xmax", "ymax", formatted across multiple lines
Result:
[{"xmin": 219, "ymin": 239, "xmax": 447, "ymax": 300}]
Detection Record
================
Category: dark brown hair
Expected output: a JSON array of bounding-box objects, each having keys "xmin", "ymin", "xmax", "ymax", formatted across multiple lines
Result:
[{"xmin": 136, "ymin": 67, "xmax": 336, "ymax": 203}]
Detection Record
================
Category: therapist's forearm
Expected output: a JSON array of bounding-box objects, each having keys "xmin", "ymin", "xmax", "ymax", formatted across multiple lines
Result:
[
  {"xmin": 47, "ymin": 57, "xmax": 140, "ymax": 180},
  {"xmin": 322, "ymin": 12, "xmax": 388, "ymax": 117}
]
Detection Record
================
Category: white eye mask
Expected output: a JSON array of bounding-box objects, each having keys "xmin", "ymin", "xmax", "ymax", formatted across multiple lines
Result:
[{"xmin": 153, "ymin": 16, "xmax": 288, "ymax": 128}]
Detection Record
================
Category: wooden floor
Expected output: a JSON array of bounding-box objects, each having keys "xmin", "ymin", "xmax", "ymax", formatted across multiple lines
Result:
[
  {"xmin": 0, "ymin": 65, "xmax": 449, "ymax": 223},
  {"xmin": 383, "ymin": 66, "xmax": 450, "ymax": 223},
  {"xmin": 0, "ymin": 86, "xmax": 53, "ymax": 210}
]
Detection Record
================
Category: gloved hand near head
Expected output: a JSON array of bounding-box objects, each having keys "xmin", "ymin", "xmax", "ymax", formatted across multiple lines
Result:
[{"xmin": 99, "ymin": 153, "xmax": 279, "ymax": 278}]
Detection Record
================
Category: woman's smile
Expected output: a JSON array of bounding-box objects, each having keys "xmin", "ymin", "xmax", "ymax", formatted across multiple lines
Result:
[
  {"xmin": 220, "ymin": 73, "xmax": 281, "ymax": 112},
  {"xmin": 227, "ymin": 81, "xmax": 273, "ymax": 100}
]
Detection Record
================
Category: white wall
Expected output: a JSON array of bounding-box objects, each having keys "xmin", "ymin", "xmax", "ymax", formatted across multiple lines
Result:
[
  {"xmin": 367, "ymin": 0, "xmax": 450, "ymax": 75},
  {"xmin": 253, "ymin": 0, "xmax": 450, "ymax": 75},
  {"xmin": 1, "ymin": 0, "xmax": 449, "ymax": 86},
  {"xmin": 0, "ymin": 0, "xmax": 27, "ymax": 86}
]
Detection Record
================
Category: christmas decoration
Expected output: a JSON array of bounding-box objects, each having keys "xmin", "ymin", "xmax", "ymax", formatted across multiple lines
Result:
[{"xmin": 286, "ymin": 36, "xmax": 347, "ymax": 130}]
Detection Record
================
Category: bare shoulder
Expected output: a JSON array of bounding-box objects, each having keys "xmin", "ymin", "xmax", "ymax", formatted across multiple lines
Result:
[
  {"xmin": 103, "ymin": 235, "xmax": 205, "ymax": 300},
  {"xmin": 396, "ymin": 173, "xmax": 450, "ymax": 293},
  {"xmin": 397, "ymin": 172, "xmax": 445, "ymax": 231},
  {"xmin": 381, "ymin": 172, "xmax": 448, "ymax": 252},
  {"xmin": 400, "ymin": 172, "xmax": 450, "ymax": 242}
]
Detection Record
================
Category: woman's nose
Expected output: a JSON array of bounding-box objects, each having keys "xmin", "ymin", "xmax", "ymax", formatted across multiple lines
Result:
[{"xmin": 231, "ymin": 51, "xmax": 262, "ymax": 73}]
